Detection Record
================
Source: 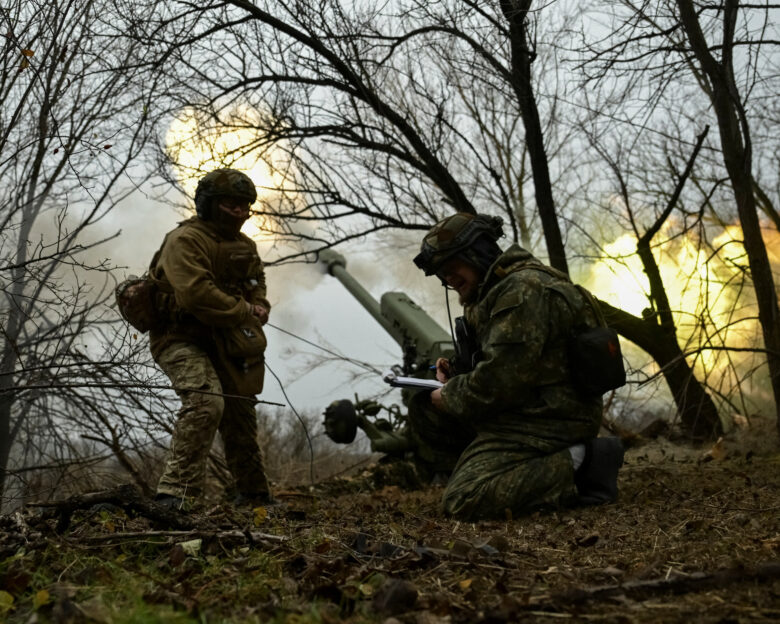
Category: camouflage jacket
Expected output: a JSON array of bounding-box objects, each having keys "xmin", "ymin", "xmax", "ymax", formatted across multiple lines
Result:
[
  {"xmin": 440, "ymin": 244, "xmax": 602, "ymax": 452},
  {"xmin": 148, "ymin": 217, "xmax": 270, "ymax": 359}
]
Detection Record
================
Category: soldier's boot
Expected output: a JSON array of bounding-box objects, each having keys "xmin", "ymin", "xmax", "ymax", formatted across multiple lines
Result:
[
  {"xmin": 154, "ymin": 493, "xmax": 189, "ymax": 512},
  {"xmin": 358, "ymin": 415, "xmax": 412, "ymax": 454},
  {"xmin": 574, "ymin": 437, "xmax": 624, "ymax": 505}
]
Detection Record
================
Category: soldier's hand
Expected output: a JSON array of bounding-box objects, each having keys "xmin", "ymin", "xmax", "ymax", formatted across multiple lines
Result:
[
  {"xmin": 430, "ymin": 387, "xmax": 445, "ymax": 411},
  {"xmin": 252, "ymin": 304, "xmax": 269, "ymax": 325},
  {"xmin": 435, "ymin": 357, "xmax": 452, "ymax": 383}
]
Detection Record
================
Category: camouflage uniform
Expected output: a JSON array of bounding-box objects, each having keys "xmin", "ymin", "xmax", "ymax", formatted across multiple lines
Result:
[
  {"xmin": 429, "ymin": 244, "xmax": 602, "ymax": 520},
  {"xmin": 150, "ymin": 193, "xmax": 271, "ymax": 501}
]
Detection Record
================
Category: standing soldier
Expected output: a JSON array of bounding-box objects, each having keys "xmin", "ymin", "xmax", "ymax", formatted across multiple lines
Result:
[
  {"xmin": 412, "ymin": 212, "xmax": 624, "ymax": 520},
  {"xmin": 149, "ymin": 169, "xmax": 272, "ymax": 509}
]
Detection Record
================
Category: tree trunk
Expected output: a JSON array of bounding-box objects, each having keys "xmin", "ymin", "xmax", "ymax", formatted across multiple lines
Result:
[
  {"xmin": 499, "ymin": 0, "xmax": 569, "ymax": 275},
  {"xmin": 0, "ymin": 391, "xmax": 11, "ymax": 504},
  {"xmin": 601, "ymin": 301, "xmax": 723, "ymax": 439}
]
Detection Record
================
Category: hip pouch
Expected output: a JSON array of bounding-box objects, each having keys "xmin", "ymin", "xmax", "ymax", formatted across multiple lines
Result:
[{"xmin": 115, "ymin": 276, "xmax": 161, "ymax": 333}]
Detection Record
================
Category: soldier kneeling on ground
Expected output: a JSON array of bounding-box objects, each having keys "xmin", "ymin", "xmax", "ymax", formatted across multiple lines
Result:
[{"xmin": 413, "ymin": 212, "xmax": 625, "ymax": 520}]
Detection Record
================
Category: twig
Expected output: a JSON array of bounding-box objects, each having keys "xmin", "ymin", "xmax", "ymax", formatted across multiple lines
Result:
[
  {"xmin": 529, "ymin": 561, "xmax": 780, "ymax": 607},
  {"xmin": 81, "ymin": 529, "xmax": 288, "ymax": 544}
]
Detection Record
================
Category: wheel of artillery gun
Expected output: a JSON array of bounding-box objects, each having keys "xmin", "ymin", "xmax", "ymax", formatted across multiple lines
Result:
[{"xmin": 323, "ymin": 399, "xmax": 358, "ymax": 444}]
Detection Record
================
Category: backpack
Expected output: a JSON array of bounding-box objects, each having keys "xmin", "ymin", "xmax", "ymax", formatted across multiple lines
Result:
[{"xmin": 524, "ymin": 266, "xmax": 626, "ymax": 396}]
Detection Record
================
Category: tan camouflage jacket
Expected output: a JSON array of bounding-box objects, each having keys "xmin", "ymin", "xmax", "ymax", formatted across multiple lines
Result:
[
  {"xmin": 148, "ymin": 217, "xmax": 270, "ymax": 359},
  {"xmin": 440, "ymin": 244, "xmax": 602, "ymax": 452}
]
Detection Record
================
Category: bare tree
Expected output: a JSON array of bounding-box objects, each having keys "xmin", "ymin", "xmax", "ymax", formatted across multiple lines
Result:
[
  {"xmin": 0, "ymin": 0, "xmax": 158, "ymax": 506},
  {"xmin": 578, "ymin": 0, "xmax": 779, "ymax": 432}
]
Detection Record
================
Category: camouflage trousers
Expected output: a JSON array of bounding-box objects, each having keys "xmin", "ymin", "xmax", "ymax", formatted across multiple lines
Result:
[
  {"xmin": 156, "ymin": 341, "xmax": 270, "ymax": 500},
  {"xmin": 441, "ymin": 435, "xmax": 577, "ymax": 520},
  {"xmin": 406, "ymin": 393, "xmax": 577, "ymax": 520},
  {"xmin": 405, "ymin": 390, "xmax": 476, "ymax": 477}
]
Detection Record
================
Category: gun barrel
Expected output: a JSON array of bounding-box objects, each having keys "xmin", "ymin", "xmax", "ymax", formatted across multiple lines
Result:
[
  {"xmin": 319, "ymin": 249, "xmax": 398, "ymax": 339},
  {"xmin": 319, "ymin": 249, "xmax": 454, "ymax": 369}
]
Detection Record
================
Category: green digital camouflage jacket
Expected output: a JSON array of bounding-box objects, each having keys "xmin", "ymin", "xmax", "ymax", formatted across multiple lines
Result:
[
  {"xmin": 148, "ymin": 217, "xmax": 270, "ymax": 359},
  {"xmin": 440, "ymin": 244, "xmax": 602, "ymax": 453}
]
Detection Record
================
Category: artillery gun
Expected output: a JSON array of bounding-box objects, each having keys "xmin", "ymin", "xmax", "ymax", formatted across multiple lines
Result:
[{"xmin": 318, "ymin": 249, "xmax": 454, "ymax": 451}]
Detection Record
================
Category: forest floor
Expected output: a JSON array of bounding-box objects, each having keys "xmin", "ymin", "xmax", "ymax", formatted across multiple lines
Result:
[{"xmin": 2, "ymin": 426, "xmax": 780, "ymax": 624}]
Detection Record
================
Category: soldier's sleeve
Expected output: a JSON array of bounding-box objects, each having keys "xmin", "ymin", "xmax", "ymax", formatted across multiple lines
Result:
[
  {"xmin": 247, "ymin": 251, "xmax": 271, "ymax": 312},
  {"xmin": 440, "ymin": 277, "xmax": 549, "ymax": 421},
  {"xmin": 159, "ymin": 230, "xmax": 253, "ymax": 327}
]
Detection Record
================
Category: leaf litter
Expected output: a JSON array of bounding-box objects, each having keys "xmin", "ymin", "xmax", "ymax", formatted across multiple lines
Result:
[{"xmin": 1, "ymin": 430, "xmax": 780, "ymax": 623}]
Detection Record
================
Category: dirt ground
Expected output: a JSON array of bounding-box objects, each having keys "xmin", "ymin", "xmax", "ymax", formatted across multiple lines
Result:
[{"xmin": 1, "ymin": 428, "xmax": 780, "ymax": 623}]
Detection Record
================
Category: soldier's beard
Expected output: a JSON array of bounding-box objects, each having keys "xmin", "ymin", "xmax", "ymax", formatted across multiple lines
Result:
[{"xmin": 459, "ymin": 287, "xmax": 479, "ymax": 306}]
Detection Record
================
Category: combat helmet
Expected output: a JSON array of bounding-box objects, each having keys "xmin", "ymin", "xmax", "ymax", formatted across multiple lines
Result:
[
  {"xmin": 194, "ymin": 168, "xmax": 257, "ymax": 219},
  {"xmin": 413, "ymin": 212, "xmax": 504, "ymax": 276}
]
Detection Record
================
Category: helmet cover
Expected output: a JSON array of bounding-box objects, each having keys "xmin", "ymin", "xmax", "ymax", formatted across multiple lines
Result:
[
  {"xmin": 194, "ymin": 168, "xmax": 257, "ymax": 218},
  {"xmin": 413, "ymin": 212, "xmax": 504, "ymax": 275}
]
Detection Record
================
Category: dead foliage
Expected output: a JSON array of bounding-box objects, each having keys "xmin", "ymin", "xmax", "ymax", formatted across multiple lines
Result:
[{"xmin": 1, "ymin": 435, "xmax": 780, "ymax": 623}]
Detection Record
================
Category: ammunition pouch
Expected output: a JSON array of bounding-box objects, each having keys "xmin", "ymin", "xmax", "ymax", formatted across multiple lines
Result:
[
  {"xmin": 213, "ymin": 317, "xmax": 267, "ymax": 397},
  {"xmin": 220, "ymin": 317, "xmax": 268, "ymax": 359},
  {"xmin": 450, "ymin": 316, "xmax": 481, "ymax": 375}
]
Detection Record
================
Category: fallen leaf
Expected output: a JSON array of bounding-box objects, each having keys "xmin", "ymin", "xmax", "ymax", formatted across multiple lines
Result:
[
  {"xmin": 253, "ymin": 506, "xmax": 268, "ymax": 526},
  {"xmin": 33, "ymin": 589, "xmax": 50, "ymax": 609},
  {"xmin": 179, "ymin": 539, "xmax": 201, "ymax": 557},
  {"xmin": 458, "ymin": 578, "xmax": 472, "ymax": 591},
  {"xmin": 168, "ymin": 544, "xmax": 186, "ymax": 567},
  {"xmin": 700, "ymin": 437, "xmax": 727, "ymax": 462},
  {"xmin": 0, "ymin": 591, "xmax": 14, "ymax": 612}
]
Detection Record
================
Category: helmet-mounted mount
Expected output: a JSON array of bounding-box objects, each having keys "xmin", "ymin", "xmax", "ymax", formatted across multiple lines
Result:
[{"xmin": 413, "ymin": 213, "xmax": 504, "ymax": 276}]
